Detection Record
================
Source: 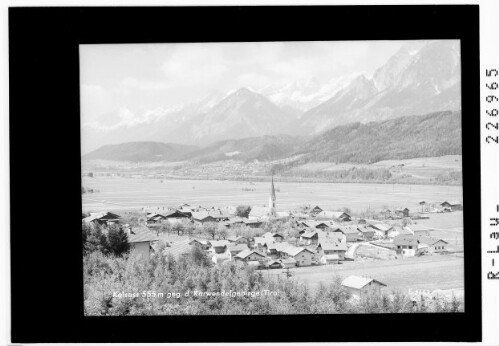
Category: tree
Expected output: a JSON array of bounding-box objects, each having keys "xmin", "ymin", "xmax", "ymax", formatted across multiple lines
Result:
[
  {"xmin": 85, "ymin": 224, "xmax": 109, "ymax": 255},
  {"xmin": 88, "ymin": 172, "xmax": 94, "ymax": 178},
  {"xmin": 235, "ymin": 205, "xmax": 252, "ymax": 218},
  {"xmin": 171, "ymin": 222, "xmax": 185, "ymax": 236},
  {"xmin": 203, "ymin": 222, "xmax": 218, "ymax": 239},
  {"xmin": 216, "ymin": 223, "xmax": 228, "ymax": 240},
  {"xmin": 107, "ymin": 224, "xmax": 130, "ymax": 257}
]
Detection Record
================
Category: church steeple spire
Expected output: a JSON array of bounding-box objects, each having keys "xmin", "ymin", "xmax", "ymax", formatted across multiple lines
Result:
[{"xmin": 269, "ymin": 174, "xmax": 276, "ymax": 209}]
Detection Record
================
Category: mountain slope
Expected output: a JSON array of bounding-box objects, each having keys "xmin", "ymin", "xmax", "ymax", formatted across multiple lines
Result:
[
  {"xmin": 291, "ymin": 110, "xmax": 461, "ymax": 165},
  {"xmin": 82, "ymin": 141, "xmax": 199, "ymax": 162},
  {"xmin": 183, "ymin": 134, "xmax": 307, "ymax": 163}
]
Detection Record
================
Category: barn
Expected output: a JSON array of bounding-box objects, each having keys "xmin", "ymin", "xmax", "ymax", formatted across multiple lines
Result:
[{"xmin": 341, "ymin": 276, "xmax": 387, "ymax": 298}]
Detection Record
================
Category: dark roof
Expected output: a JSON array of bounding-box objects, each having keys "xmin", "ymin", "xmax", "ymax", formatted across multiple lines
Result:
[
  {"xmin": 164, "ymin": 210, "xmax": 189, "ymax": 218},
  {"xmin": 209, "ymin": 240, "xmax": 230, "ymax": 248}
]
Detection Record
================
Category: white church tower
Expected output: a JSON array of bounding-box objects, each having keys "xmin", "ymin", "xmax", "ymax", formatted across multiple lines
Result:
[{"xmin": 269, "ymin": 175, "xmax": 276, "ymax": 214}]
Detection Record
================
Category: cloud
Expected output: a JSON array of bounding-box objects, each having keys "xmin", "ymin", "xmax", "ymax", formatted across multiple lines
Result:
[
  {"xmin": 161, "ymin": 44, "xmax": 229, "ymax": 86},
  {"xmin": 83, "ymin": 107, "xmax": 167, "ymax": 132}
]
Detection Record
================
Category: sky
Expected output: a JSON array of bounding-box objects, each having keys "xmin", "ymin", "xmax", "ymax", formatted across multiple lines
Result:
[{"xmin": 80, "ymin": 40, "xmax": 406, "ymax": 125}]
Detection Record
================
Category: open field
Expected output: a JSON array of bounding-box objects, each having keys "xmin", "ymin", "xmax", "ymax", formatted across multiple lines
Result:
[
  {"xmin": 264, "ymin": 255, "xmax": 464, "ymax": 294},
  {"xmin": 291, "ymin": 155, "xmax": 462, "ymax": 181},
  {"xmin": 82, "ymin": 176, "xmax": 462, "ymax": 213}
]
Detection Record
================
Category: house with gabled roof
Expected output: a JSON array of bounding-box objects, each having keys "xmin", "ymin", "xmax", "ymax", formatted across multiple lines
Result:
[
  {"xmin": 227, "ymin": 243, "xmax": 249, "ymax": 257},
  {"xmin": 262, "ymin": 232, "xmax": 284, "ymax": 243},
  {"xmin": 317, "ymin": 240, "xmax": 347, "ymax": 260},
  {"xmin": 266, "ymin": 259, "xmax": 283, "ymax": 269},
  {"xmin": 367, "ymin": 223, "xmax": 394, "ymax": 238},
  {"xmin": 281, "ymin": 257, "xmax": 297, "ymax": 268},
  {"xmin": 208, "ymin": 240, "xmax": 231, "ymax": 254},
  {"xmin": 440, "ymin": 201, "xmax": 462, "ymax": 211},
  {"xmin": 393, "ymin": 235, "xmax": 420, "ymax": 256},
  {"xmin": 163, "ymin": 210, "xmax": 190, "ymax": 223},
  {"xmin": 341, "ymin": 276, "xmax": 387, "ymax": 298},
  {"xmin": 300, "ymin": 230, "xmax": 318, "ymax": 245},
  {"xmin": 227, "ymin": 235, "xmax": 249, "ymax": 245},
  {"xmin": 358, "ymin": 226, "xmax": 376, "ymax": 241},
  {"xmin": 282, "ymin": 247, "xmax": 315, "ymax": 266},
  {"xmin": 234, "ymin": 249, "xmax": 267, "ymax": 263},
  {"xmin": 417, "ymin": 236, "xmax": 449, "ymax": 254},
  {"xmin": 129, "ymin": 227, "xmax": 159, "ymax": 259},
  {"xmin": 188, "ymin": 238, "xmax": 210, "ymax": 250},
  {"xmin": 243, "ymin": 219, "xmax": 263, "ymax": 228},
  {"xmin": 316, "ymin": 211, "xmax": 351, "ymax": 222},
  {"xmin": 403, "ymin": 224, "xmax": 432, "ymax": 237},
  {"xmin": 335, "ymin": 226, "xmax": 361, "ymax": 242},
  {"xmin": 83, "ymin": 211, "xmax": 121, "ymax": 226},
  {"xmin": 309, "ymin": 205, "xmax": 323, "ymax": 216}
]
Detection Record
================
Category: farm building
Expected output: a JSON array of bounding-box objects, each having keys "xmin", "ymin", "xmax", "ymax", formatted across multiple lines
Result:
[
  {"xmin": 191, "ymin": 212, "xmax": 218, "ymax": 225},
  {"xmin": 367, "ymin": 223, "xmax": 394, "ymax": 238},
  {"xmin": 395, "ymin": 208, "xmax": 410, "ymax": 217},
  {"xmin": 387, "ymin": 226, "xmax": 413, "ymax": 239},
  {"xmin": 440, "ymin": 201, "xmax": 463, "ymax": 211},
  {"xmin": 164, "ymin": 210, "xmax": 191, "ymax": 223},
  {"xmin": 83, "ymin": 211, "xmax": 121, "ymax": 226},
  {"xmin": 212, "ymin": 253, "xmax": 231, "ymax": 265},
  {"xmin": 336, "ymin": 226, "xmax": 361, "ymax": 242},
  {"xmin": 243, "ymin": 219, "xmax": 263, "ymax": 228},
  {"xmin": 320, "ymin": 254, "xmax": 341, "ymax": 264},
  {"xmin": 162, "ymin": 239, "xmax": 193, "ymax": 258},
  {"xmin": 393, "ymin": 235, "xmax": 420, "ymax": 257},
  {"xmin": 417, "ymin": 236, "xmax": 449, "ymax": 254},
  {"xmin": 234, "ymin": 249, "xmax": 267, "ymax": 263},
  {"xmin": 317, "ymin": 240, "xmax": 347, "ymax": 260},
  {"xmin": 227, "ymin": 235, "xmax": 249, "ymax": 245},
  {"xmin": 262, "ymin": 232, "xmax": 284, "ymax": 243},
  {"xmin": 341, "ymin": 276, "xmax": 387, "ymax": 298},
  {"xmin": 300, "ymin": 220, "xmax": 332, "ymax": 230},
  {"xmin": 266, "ymin": 242, "xmax": 292, "ymax": 258},
  {"xmin": 188, "ymin": 238, "xmax": 210, "ymax": 250},
  {"xmin": 281, "ymin": 257, "xmax": 297, "ymax": 268},
  {"xmin": 309, "ymin": 205, "xmax": 324, "ymax": 216},
  {"xmin": 253, "ymin": 237, "xmax": 274, "ymax": 251},
  {"xmin": 227, "ymin": 243, "xmax": 249, "ymax": 257},
  {"xmin": 282, "ymin": 247, "xmax": 315, "ymax": 267},
  {"xmin": 208, "ymin": 240, "xmax": 231, "ymax": 254},
  {"xmin": 129, "ymin": 227, "xmax": 159, "ymax": 259},
  {"xmin": 403, "ymin": 224, "xmax": 432, "ymax": 237},
  {"xmin": 146, "ymin": 213, "xmax": 166, "ymax": 224},
  {"xmin": 316, "ymin": 211, "xmax": 352, "ymax": 222},
  {"xmin": 358, "ymin": 227, "xmax": 376, "ymax": 241},
  {"xmin": 266, "ymin": 259, "xmax": 283, "ymax": 269},
  {"xmin": 300, "ymin": 230, "xmax": 319, "ymax": 245}
]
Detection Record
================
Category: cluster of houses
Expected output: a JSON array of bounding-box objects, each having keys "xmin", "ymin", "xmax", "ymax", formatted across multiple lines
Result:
[{"xmin": 83, "ymin": 177, "xmax": 460, "ymax": 264}]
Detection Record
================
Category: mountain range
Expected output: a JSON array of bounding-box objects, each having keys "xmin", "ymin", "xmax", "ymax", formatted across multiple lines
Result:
[
  {"xmin": 82, "ymin": 40, "xmax": 461, "ymax": 153},
  {"xmin": 83, "ymin": 110, "xmax": 461, "ymax": 165}
]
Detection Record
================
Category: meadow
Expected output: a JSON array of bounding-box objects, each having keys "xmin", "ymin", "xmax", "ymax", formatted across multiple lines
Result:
[
  {"xmin": 266, "ymin": 255, "xmax": 464, "ymax": 295},
  {"xmin": 82, "ymin": 176, "xmax": 463, "ymax": 214}
]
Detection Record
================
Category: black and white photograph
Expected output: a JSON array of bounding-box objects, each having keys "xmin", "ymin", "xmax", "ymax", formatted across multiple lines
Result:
[{"xmin": 80, "ymin": 39, "xmax": 465, "ymax": 316}]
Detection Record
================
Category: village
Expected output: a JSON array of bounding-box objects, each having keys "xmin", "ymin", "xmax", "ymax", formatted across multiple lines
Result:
[{"xmin": 82, "ymin": 176, "xmax": 463, "ymax": 299}]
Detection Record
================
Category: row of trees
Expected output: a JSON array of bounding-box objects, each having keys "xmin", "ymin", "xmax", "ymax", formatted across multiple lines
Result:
[{"xmin": 83, "ymin": 245, "xmax": 463, "ymax": 316}]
